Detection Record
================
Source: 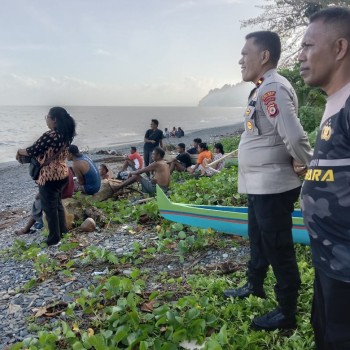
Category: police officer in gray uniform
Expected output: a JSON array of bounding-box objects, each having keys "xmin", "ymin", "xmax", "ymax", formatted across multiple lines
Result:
[{"xmin": 224, "ymin": 31, "xmax": 312, "ymax": 331}]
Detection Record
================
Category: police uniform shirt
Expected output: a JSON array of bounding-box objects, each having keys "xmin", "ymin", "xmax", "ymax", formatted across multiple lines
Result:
[
  {"xmin": 238, "ymin": 69, "xmax": 312, "ymax": 194},
  {"xmin": 301, "ymin": 82, "xmax": 350, "ymax": 282}
]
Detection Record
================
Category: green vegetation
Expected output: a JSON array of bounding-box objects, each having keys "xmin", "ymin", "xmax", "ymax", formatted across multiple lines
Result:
[
  {"xmin": 8, "ymin": 65, "xmax": 322, "ymax": 349},
  {"xmin": 7, "ymin": 156, "xmax": 315, "ymax": 350},
  {"xmin": 280, "ymin": 64, "xmax": 325, "ymax": 146}
]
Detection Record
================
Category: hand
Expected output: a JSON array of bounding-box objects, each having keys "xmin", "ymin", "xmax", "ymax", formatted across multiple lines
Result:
[{"xmin": 293, "ymin": 159, "xmax": 307, "ymax": 176}]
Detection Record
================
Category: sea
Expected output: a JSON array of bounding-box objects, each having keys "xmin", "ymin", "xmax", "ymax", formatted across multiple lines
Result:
[{"xmin": 0, "ymin": 105, "xmax": 245, "ymax": 163}]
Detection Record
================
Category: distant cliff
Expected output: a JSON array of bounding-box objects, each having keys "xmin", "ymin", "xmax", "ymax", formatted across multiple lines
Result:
[{"xmin": 198, "ymin": 82, "xmax": 252, "ymax": 107}]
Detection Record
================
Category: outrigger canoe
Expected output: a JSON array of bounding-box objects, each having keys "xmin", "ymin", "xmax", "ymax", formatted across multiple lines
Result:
[{"xmin": 156, "ymin": 186, "xmax": 310, "ymax": 245}]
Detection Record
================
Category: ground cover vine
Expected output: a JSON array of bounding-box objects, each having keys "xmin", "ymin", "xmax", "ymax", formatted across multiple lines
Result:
[{"xmin": 6, "ymin": 135, "xmax": 316, "ymax": 350}]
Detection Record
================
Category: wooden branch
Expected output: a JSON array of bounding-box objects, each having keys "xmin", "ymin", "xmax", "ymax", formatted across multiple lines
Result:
[{"xmin": 204, "ymin": 150, "xmax": 238, "ymax": 168}]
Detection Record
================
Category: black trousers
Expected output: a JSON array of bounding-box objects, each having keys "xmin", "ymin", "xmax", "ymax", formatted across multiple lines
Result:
[
  {"xmin": 143, "ymin": 147, "xmax": 153, "ymax": 168},
  {"xmin": 312, "ymin": 268, "xmax": 350, "ymax": 350},
  {"xmin": 247, "ymin": 187, "xmax": 301, "ymax": 315},
  {"xmin": 39, "ymin": 178, "xmax": 68, "ymax": 245}
]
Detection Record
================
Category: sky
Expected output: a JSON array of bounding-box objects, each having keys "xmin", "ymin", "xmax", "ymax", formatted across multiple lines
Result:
[{"xmin": 0, "ymin": 0, "xmax": 265, "ymax": 106}]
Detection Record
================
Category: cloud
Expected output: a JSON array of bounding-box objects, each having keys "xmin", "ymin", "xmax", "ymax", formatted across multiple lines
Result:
[
  {"xmin": 0, "ymin": 71, "xmax": 227, "ymax": 106},
  {"xmin": 94, "ymin": 49, "xmax": 113, "ymax": 56},
  {"xmin": 9, "ymin": 74, "xmax": 39, "ymax": 87}
]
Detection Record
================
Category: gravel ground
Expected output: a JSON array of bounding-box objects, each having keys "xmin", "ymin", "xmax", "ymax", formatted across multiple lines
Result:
[{"xmin": 0, "ymin": 123, "xmax": 248, "ymax": 349}]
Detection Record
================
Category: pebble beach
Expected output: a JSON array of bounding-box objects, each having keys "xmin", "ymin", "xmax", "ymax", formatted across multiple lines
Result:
[{"xmin": 0, "ymin": 123, "xmax": 247, "ymax": 349}]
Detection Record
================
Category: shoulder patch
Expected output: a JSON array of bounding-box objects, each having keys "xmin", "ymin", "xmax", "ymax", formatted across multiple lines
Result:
[
  {"xmin": 262, "ymin": 91, "xmax": 276, "ymax": 105},
  {"xmin": 267, "ymin": 102, "xmax": 279, "ymax": 118}
]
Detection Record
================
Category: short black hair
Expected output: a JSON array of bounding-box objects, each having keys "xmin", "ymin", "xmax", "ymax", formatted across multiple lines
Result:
[
  {"xmin": 245, "ymin": 31, "xmax": 281, "ymax": 66},
  {"xmin": 68, "ymin": 144, "xmax": 81, "ymax": 157},
  {"xmin": 153, "ymin": 146, "xmax": 165, "ymax": 158},
  {"xmin": 131, "ymin": 146, "xmax": 137, "ymax": 152},
  {"xmin": 198, "ymin": 142, "xmax": 208, "ymax": 151},
  {"xmin": 178, "ymin": 143, "xmax": 186, "ymax": 150},
  {"xmin": 310, "ymin": 7, "xmax": 350, "ymax": 42},
  {"xmin": 151, "ymin": 119, "xmax": 159, "ymax": 126},
  {"xmin": 193, "ymin": 138, "xmax": 202, "ymax": 144}
]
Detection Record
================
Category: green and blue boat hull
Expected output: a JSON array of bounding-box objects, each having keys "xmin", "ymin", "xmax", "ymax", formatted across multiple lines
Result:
[{"xmin": 157, "ymin": 186, "xmax": 309, "ymax": 245}]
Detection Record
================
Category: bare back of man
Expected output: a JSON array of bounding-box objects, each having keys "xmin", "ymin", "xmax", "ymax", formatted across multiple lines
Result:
[{"xmin": 72, "ymin": 158, "xmax": 90, "ymax": 184}]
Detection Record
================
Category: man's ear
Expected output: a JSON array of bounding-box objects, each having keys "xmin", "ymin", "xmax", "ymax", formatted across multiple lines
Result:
[
  {"xmin": 261, "ymin": 50, "xmax": 270, "ymax": 65},
  {"xmin": 335, "ymin": 38, "xmax": 349, "ymax": 61}
]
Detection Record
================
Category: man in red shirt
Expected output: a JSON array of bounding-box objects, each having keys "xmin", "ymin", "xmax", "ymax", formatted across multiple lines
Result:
[{"xmin": 120, "ymin": 146, "xmax": 143, "ymax": 171}]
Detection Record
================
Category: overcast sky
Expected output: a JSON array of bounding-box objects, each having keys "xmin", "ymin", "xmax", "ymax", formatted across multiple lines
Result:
[{"xmin": 0, "ymin": 0, "xmax": 265, "ymax": 106}]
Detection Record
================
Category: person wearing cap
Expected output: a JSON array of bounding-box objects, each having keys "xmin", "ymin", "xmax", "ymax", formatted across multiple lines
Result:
[
  {"xmin": 68, "ymin": 145, "xmax": 101, "ymax": 195},
  {"xmin": 223, "ymin": 30, "xmax": 312, "ymax": 331}
]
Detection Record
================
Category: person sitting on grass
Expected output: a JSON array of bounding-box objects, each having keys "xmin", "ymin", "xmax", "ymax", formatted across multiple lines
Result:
[
  {"xmin": 187, "ymin": 138, "xmax": 202, "ymax": 154},
  {"xmin": 114, "ymin": 147, "xmax": 170, "ymax": 195},
  {"xmin": 99, "ymin": 163, "xmax": 114, "ymax": 180},
  {"xmin": 120, "ymin": 146, "xmax": 143, "ymax": 172},
  {"xmin": 206, "ymin": 142, "xmax": 225, "ymax": 176},
  {"xmin": 187, "ymin": 142, "xmax": 212, "ymax": 176},
  {"xmin": 68, "ymin": 145, "xmax": 101, "ymax": 195},
  {"xmin": 168, "ymin": 143, "xmax": 192, "ymax": 174}
]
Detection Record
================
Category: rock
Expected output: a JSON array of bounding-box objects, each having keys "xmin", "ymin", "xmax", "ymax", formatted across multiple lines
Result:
[
  {"xmin": 91, "ymin": 180, "xmax": 114, "ymax": 202},
  {"xmin": 80, "ymin": 218, "xmax": 96, "ymax": 232},
  {"xmin": 7, "ymin": 303, "xmax": 22, "ymax": 315}
]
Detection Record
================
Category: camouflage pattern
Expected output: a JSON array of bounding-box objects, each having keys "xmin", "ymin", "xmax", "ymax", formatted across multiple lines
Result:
[{"xmin": 301, "ymin": 94, "xmax": 350, "ymax": 282}]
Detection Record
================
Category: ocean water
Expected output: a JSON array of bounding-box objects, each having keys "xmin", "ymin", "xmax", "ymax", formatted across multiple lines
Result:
[{"xmin": 0, "ymin": 105, "xmax": 244, "ymax": 163}]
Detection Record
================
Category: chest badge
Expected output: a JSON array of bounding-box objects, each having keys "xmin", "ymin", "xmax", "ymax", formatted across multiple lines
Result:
[
  {"xmin": 246, "ymin": 120, "xmax": 253, "ymax": 130},
  {"xmin": 321, "ymin": 124, "xmax": 332, "ymax": 141}
]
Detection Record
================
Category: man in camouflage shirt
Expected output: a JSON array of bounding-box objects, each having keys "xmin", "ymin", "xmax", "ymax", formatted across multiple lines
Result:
[{"xmin": 299, "ymin": 7, "xmax": 350, "ymax": 349}]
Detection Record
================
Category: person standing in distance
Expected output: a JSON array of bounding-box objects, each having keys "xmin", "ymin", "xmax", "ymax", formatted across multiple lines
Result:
[
  {"xmin": 143, "ymin": 119, "xmax": 164, "ymax": 169},
  {"xmin": 223, "ymin": 31, "xmax": 312, "ymax": 331},
  {"xmin": 299, "ymin": 7, "xmax": 350, "ymax": 349}
]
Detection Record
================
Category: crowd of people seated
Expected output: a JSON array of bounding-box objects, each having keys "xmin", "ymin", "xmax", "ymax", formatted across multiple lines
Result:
[
  {"xmin": 15, "ymin": 113, "xmax": 226, "ymax": 242},
  {"xmin": 164, "ymin": 127, "xmax": 185, "ymax": 138}
]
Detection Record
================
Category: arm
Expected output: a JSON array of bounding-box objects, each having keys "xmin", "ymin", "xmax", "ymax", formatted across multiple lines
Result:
[
  {"xmin": 17, "ymin": 131, "xmax": 51, "ymax": 162},
  {"xmin": 72, "ymin": 163, "xmax": 85, "ymax": 185},
  {"xmin": 260, "ymin": 83, "xmax": 313, "ymax": 166},
  {"xmin": 130, "ymin": 161, "xmax": 158, "ymax": 176},
  {"xmin": 144, "ymin": 138, "xmax": 156, "ymax": 144},
  {"xmin": 144, "ymin": 130, "xmax": 156, "ymax": 144},
  {"xmin": 16, "ymin": 148, "xmax": 29, "ymax": 162}
]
